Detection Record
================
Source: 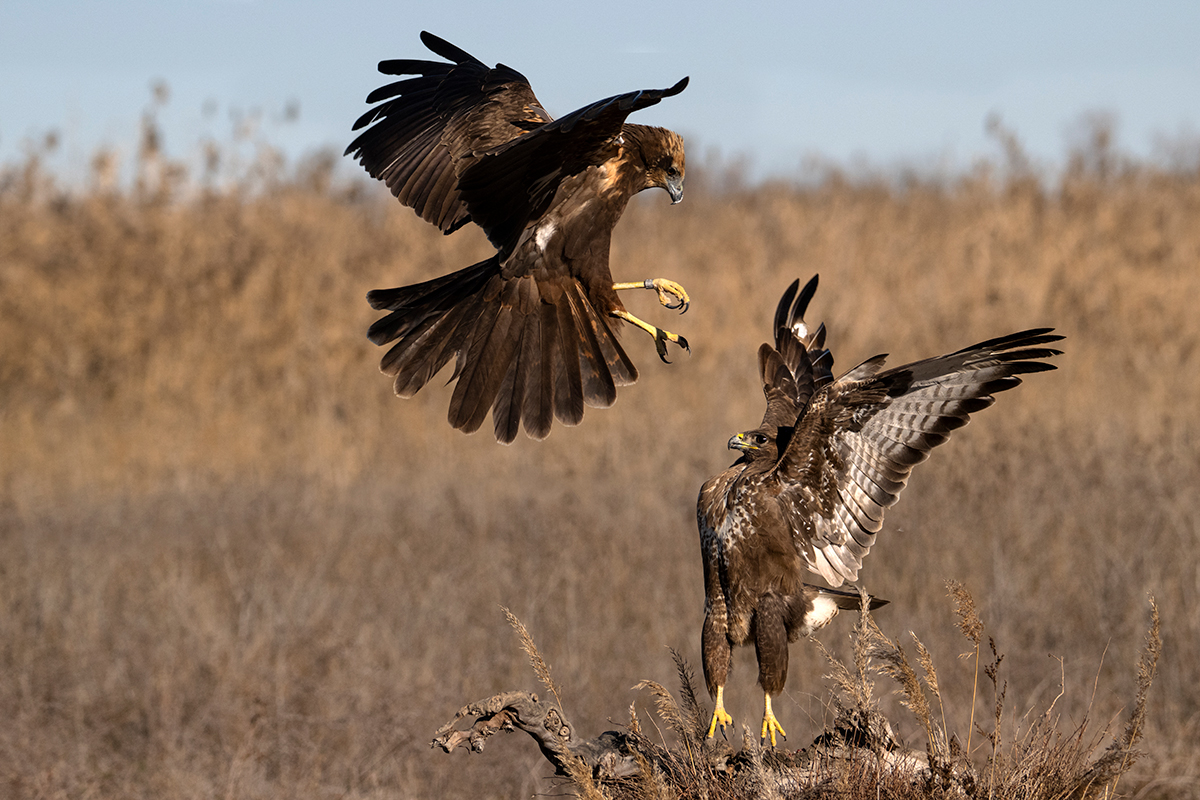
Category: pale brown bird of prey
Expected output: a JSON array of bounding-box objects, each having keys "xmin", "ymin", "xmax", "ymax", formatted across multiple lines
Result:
[
  {"xmin": 697, "ymin": 275, "xmax": 1062, "ymax": 745},
  {"xmin": 345, "ymin": 32, "xmax": 690, "ymax": 443}
]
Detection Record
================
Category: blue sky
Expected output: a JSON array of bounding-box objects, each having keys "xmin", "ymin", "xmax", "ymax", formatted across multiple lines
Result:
[{"xmin": 3, "ymin": 0, "xmax": 1199, "ymax": 181}]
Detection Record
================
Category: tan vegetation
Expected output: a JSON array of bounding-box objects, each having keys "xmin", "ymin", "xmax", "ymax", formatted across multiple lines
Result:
[
  {"xmin": 1, "ymin": 113, "xmax": 1198, "ymax": 798},
  {"xmin": 433, "ymin": 596, "xmax": 1161, "ymax": 799}
]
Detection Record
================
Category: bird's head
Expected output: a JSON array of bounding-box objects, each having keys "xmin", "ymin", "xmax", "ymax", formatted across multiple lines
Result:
[
  {"xmin": 728, "ymin": 430, "xmax": 771, "ymax": 453},
  {"xmin": 623, "ymin": 125, "xmax": 685, "ymax": 204}
]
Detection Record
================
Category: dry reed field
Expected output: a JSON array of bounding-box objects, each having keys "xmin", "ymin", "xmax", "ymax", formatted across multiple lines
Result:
[{"xmin": 2, "ymin": 114, "xmax": 1198, "ymax": 798}]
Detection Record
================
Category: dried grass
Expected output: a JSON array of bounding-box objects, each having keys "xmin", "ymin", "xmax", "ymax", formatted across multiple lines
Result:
[
  {"xmin": 1, "ymin": 111, "xmax": 1197, "ymax": 798},
  {"xmin": 545, "ymin": 590, "xmax": 1162, "ymax": 799}
]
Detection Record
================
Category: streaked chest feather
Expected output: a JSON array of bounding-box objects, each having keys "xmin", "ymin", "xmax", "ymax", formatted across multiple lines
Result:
[
  {"xmin": 707, "ymin": 474, "xmax": 776, "ymax": 550},
  {"xmin": 715, "ymin": 504, "xmax": 753, "ymax": 550}
]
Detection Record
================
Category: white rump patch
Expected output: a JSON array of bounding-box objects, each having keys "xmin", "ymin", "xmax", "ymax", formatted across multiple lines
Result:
[
  {"xmin": 800, "ymin": 595, "xmax": 841, "ymax": 636},
  {"xmin": 792, "ymin": 320, "xmax": 809, "ymax": 339}
]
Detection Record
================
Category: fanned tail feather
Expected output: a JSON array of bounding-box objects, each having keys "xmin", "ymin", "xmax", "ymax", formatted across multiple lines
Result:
[
  {"xmin": 368, "ymin": 257, "xmax": 499, "ymax": 396},
  {"xmin": 369, "ymin": 262, "xmax": 638, "ymax": 443}
]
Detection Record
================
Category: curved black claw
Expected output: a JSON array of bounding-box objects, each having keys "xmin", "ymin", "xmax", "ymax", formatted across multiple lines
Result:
[
  {"xmin": 654, "ymin": 330, "xmax": 690, "ymax": 364},
  {"xmin": 640, "ymin": 278, "xmax": 690, "ymax": 314},
  {"xmin": 666, "ymin": 296, "xmax": 689, "ymax": 314}
]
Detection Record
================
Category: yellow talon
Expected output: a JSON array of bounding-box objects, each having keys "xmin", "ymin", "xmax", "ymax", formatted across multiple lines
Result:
[
  {"xmin": 707, "ymin": 686, "xmax": 733, "ymax": 739},
  {"xmin": 649, "ymin": 278, "xmax": 690, "ymax": 312},
  {"xmin": 761, "ymin": 694, "xmax": 787, "ymax": 747},
  {"xmin": 611, "ymin": 309, "xmax": 690, "ymax": 363},
  {"xmin": 613, "ymin": 278, "xmax": 690, "ymax": 313}
]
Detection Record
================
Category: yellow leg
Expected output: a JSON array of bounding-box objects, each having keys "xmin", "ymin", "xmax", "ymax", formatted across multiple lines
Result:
[
  {"xmin": 613, "ymin": 278, "xmax": 690, "ymax": 312},
  {"xmin": 706, "ymin": 685, "xmax": 734, "ymax": 739},
  {"xmin": 612, "ymin": 309, "xmax": 690, "ymax": 363},
  {"xmin": 761, "ymin": 693, "xmax": 787, "ymax": 747}
]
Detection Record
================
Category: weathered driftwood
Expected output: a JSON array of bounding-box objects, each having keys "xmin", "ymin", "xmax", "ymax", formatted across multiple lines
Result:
[
  {"xmin": 431, "ymin": 689, "xmax": 974, "ymax": 798},
  {"xmin": 431, "ymin": 690, "xmax": 641, "ymax": 778}
]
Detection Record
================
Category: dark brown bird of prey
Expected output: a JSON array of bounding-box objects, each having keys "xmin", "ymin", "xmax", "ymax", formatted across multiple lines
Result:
[
  {"xmin": 697, "ymin": 275, "xmax": 1062, "ymax": 746},
  {"xmin": 345, "ymin": 32, "xmax": 690, "ymax": 443}
]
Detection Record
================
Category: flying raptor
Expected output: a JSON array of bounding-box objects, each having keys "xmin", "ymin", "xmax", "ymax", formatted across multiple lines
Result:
[
  {"xmin": 345, "ymin": 32, "xmax": 691, "ymax": 443},
  {"xmin": 697, "ymin": 276, "xmax": 1062, "ymax": 746}
]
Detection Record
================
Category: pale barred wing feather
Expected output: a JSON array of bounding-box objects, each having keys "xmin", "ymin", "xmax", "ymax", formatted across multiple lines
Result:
[{"xmin": 772, "ymin": 329, "xmax": 1062, "ymax": 587}]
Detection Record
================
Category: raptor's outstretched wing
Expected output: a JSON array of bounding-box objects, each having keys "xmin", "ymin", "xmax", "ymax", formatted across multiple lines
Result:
[
  {"xmin": 346, "ymin": 31, "xmax": 688, "ymax": 257},
  {"xmin": 768, "ymin": 327, "xmax": 1064, "ymax": 585}
]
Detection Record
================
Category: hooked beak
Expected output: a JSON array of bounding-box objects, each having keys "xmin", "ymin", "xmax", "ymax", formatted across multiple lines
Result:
[
  {"xmin": 728, "ymin": 432, "xmax": 755, "ymax": 452},
  {"xmin": 666, "ymin": 174, "xmax": 684, "ymax": 204}
]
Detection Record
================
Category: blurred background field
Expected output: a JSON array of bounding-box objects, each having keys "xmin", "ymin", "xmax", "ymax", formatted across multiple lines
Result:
[{"xmin": 1, "ymin": 110, "xmax": 1198, "ymax": 798}]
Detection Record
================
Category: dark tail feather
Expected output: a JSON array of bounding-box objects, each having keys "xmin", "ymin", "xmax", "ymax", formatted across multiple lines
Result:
[
  {"xmin": 370, "ymin": 266, "xmax": 640, "ymax": 443},
  {"xmin": 369, "ymin": 257, "xmax": 500, "ymax": 398},
  {"xmin": 552, "ymin": 291, "xmax": 586, "ymax": 426},
  {"xmin": 381, "ymin": 299, "xmax": 481, "ymax": 397},
  {"xmin": 565, "ymin": 283, "xmax": 638, "ymax": 401},
  {"xmin": 810, "ymin": 584, "xmax": 890, "ymax": 611},
  {"xmin": 466, "ymin": 277, "xmax": 538, "ymax": 442},
  {"xmin": 527, "ymin": 300, "xmax": 557, "ymax": 434},
  {"xmin": 497, "ymin": 301, "xmax": 552, "ymax": 442},
  {"xmin": 589, "ymin": 316, "xmax": 638, "ymax": 394},
  {"xmin": 448, "ymin": 280, "xmax": 524, "ymax": 435},
  {"xmin": 367, "ymin": 257, "xmax": 498, "ymax": 342}
]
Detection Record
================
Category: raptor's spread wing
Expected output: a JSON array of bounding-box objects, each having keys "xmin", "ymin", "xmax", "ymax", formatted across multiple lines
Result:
[
  {"xmin": 455, "ymin": 77, "xmax": 688, "ymax": 256},
  {"xmin": 767, "ymin": 328, "xmax": 1063, "ymax": 587},
  {"xmin": 345, "ymin": 31, "xmax": 548, "ymax": 236},
  {"xmin": 346, "ymin": 31, "xmax": 688, "ymax": 257}
]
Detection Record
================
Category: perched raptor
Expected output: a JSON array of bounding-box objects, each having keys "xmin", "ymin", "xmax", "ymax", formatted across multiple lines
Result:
[
  {"xmin": 697, "ymin": 276, "xmax": 1062, "ymax": 745},
  {"xmin": 345, "ymin": 32, "xmax": 691, "ymax": 443}
]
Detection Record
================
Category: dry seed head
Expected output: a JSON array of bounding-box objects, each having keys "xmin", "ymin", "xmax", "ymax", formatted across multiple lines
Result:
[
  {"xmin": 502, "ymin": 607, "xmax": 563, "ymax": 710},
  {"xmin": 947, "ymin": 580, "xmax": 983, "ymax": 648}
]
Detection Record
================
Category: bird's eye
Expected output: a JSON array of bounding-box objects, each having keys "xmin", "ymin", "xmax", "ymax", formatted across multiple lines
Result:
[{"xmin": 755, "ymin": 434, "xmax": 768, "ymax": 445}]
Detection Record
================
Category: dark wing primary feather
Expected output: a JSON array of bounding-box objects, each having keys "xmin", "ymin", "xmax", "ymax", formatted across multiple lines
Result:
[
  {"xmin": 755, "ymin": 275, "xmax": 837, "ymax": 451},
  {"xmin": 347, "ymin": 31, "xmax": 688, "ymax": 259},
  {"xmin": 344, "ymin": 31, "xmax": 552, "ymax": 236},
  {"xmin": 767, "ymin": 328, "xmax": 1063, "ymax": 586},
  {"xmin": 455, "ymin": 76, "xmax": 689, "ymax": 256},
  {"xmin": 774, "ymin": 276, "xmax": 835, "ymax": 390}
]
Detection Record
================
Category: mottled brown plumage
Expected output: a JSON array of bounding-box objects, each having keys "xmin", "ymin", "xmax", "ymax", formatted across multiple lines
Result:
[
  {"xmin": 345, "ymin": 32, "xmax": 690, "ymax": 443},
  {"xmin": 697, "ymin": 275, "xmax": 1063, "ymax": 744}
]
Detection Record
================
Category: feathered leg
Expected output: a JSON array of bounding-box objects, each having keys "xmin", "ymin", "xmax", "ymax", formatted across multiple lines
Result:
[
  {"xmin": 753, "ymin": 595, "xmax": 791, "ymax": 747},
  {"xmin": 702, "ymin": 603, "xmax": 734, "ymax": 738}
]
